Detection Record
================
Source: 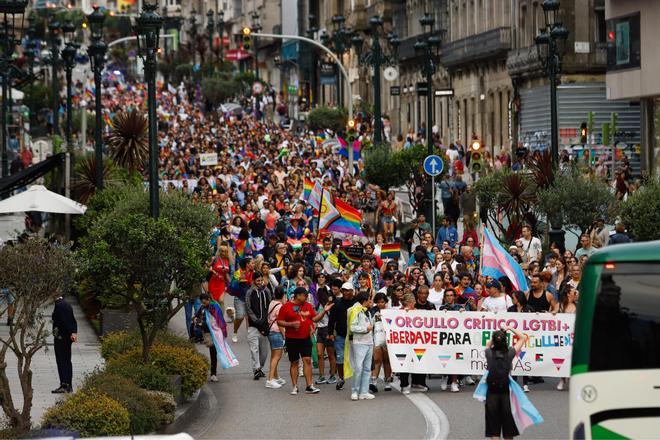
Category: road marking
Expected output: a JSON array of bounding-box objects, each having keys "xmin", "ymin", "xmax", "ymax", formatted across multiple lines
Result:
[{"xmin": 392, "ymin": 383, "xmax": 450, "ymax": 440}]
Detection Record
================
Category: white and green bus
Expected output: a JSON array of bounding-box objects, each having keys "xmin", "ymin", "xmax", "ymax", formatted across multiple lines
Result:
[{"xmin": 570, "ymin": 240, "xmax": 660, "ymax": 439}]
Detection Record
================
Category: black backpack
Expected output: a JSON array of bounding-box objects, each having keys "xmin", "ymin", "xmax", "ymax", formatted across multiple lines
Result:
[{"xmin": 487, "ymin": 350, "xmax": 510, "ymax": 393}]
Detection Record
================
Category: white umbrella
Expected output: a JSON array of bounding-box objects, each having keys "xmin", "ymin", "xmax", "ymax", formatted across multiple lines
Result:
[
  {"xmin": 0, "ymin": 185, "xmax": 87, "ymax": 214},
  {"xmin": 10, "ymin": 88, "xmax": 24, "ymax": 100}
]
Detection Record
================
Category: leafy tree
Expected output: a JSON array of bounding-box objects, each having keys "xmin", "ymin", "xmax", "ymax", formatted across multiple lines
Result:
[
  {"xmin": 537, "ymin": 172, "xmax": 618, "ymax": 237},
  {"xmin": 201, "ymin": 77, "xmax": 241, "ymax": 106},
  {"xmin": 107, "ymin": 110, "xmax": 148, "ymax": 173},
  {"xmin": 307, "ymin": 106, "xmax": 347, "ymax": 133},
  {"xmin": 620, "ymin": 178, "xmax": 660, "ymax": 241},
  {"xmin": 0, "ymin": 238, "xmax": 76, "ymax": 433},
  {"xmin": 78, "ymin": 189, "xmax": 214, "ymax": 361}
]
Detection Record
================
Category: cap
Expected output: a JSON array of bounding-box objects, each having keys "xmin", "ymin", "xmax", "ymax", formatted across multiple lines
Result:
[
  {"xmin": 341, "ymin": 282, "xmax": 354, "ymax": 290},
  {"xmin": 486, "ymin": 280, "xmax": 502, "ymax": 289},
  {"xmin": 509, "ymin": 245, "xmax": 517, "ymax": 251}
]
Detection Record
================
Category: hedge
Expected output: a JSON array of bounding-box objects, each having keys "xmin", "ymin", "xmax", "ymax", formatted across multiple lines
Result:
[
  {"xmin": 107, "ymin": 344, "xmax": 208, "ymax": 398},
  {"xmin": 82, "ymin": 371, "xmax": 166, "ymax": 434},
  {"xmin": 105, "ymin": 355, "xmax": 174, "ymax": 394},
  {"xmin": 101, "ymin": 330, "xmax": 193, "ymax": 360},
  {"xmin": 41, "ymin": 389, "xmax": 130, "ymax": 437}
]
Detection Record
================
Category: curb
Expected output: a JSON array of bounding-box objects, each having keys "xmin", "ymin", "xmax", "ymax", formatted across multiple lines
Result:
[{"xmin": 160, "ymin": 384, "xmax": 218, "ymax": 436}]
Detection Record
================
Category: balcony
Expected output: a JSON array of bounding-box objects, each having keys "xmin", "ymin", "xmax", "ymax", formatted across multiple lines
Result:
[
  {"xmin": 397, "ymin": 30, "xmax": 443, "ymax": 62},
  {"xmin": 507, "ymin": 45, "xmax": 544, "ymax": 78},
  {"xmin": 441, "ymin": 27, "xmax": 511, "ymax": 69}
]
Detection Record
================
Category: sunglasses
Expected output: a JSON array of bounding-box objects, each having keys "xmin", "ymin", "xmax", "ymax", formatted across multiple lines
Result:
[{"xmin": 395, "ymin": 287, "xmax": 403, "ymax": 291}]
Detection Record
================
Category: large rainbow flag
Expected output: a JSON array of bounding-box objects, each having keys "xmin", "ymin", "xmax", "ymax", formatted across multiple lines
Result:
[
  {"xmin": 325, "ymin": 198, "xmax": 364, "ymax": 236},
  {"xmin": 302, "ymin": 177, "xmax": 314, "ymax": 201},
  {"xmin": 319, "ymin": 189, "xmax": 341, "ymax": 230},
  {"xmin": 380, "ymin": 243, "xmax": 401, "ymax": 259}
]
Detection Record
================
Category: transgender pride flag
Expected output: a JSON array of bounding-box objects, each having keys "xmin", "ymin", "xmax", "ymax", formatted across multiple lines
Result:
[{"xmin": 481, "ymin": 227, "xmax": 529, "ymax": 292}]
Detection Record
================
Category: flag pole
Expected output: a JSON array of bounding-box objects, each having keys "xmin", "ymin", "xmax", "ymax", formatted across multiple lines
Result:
[{"xmin": 316, "ymin": 186, "xmax": 324, "ymax": 241}]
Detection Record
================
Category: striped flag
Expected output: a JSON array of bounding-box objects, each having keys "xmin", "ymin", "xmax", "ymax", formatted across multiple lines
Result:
[
  {"xmin": 481, "ymin": 227, "xmax": 528, "ymax": 292},
  {"xmin": 308, "ymin": 180, "xmax": 323, "ymax": 211},
  {"xmin": 380, "ymin": 243, "xmax": 401, "ymax": 259},
  {"xmin": 325, "ymin": 198, "xmax": 364, "ymax": 237},
  {"xmin": 319, "ymin": 190, "xmax": 341, "ymax": 230},
  {"xmin": 300, "ymin": 177, "xmax": 314, "ymax": 201}
]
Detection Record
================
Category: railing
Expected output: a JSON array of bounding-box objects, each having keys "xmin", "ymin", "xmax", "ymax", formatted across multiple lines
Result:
[{"xmin": 441, "ymin": 27, "xmax": 511, "ymax": 68}]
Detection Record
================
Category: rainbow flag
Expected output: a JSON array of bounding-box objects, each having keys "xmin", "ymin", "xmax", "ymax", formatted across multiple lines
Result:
[
  {"xmin": 338, "ymin": 248, "xmax": 361, "ymax": 265},
  {"xmin": 302, "ymin": 177, "xmax": 313, "ymax": 201},
  {"xmin": 325, "ymin": 198, "xmax": 364, "ymax": 237},
  {"xmin": 319, "ymin": 190, "xmax": 341, "ymax": 230},
  {"xmin": 235, "ymin": 239, "xmax": 249, "ymax": 260},
  {"xmin": 287, "ymin": 238, "xmax": 302, "ymax": 250},
  {"xmin": 414, "ymin": 348, "xmax": 426, "ymax": 361},
  {"xmin": 380, "ymin": 243, "xmax": 401, "ymax": 259}
]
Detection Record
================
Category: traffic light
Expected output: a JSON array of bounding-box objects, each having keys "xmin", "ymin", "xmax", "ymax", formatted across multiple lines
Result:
[
  {"xmin": 580, "ymin": 122, "xmax": 587, "ymax": 144},
  {"xmin": 346, "ymin": 119, "xmax": 357, "ymax": 142},
  {"xmin": 242, "ymin": 27, "xmax": 252, "ymax": 51},
  {"xmin": 469, "ymin": 139, "xmax": 483, "ymax": 174}
]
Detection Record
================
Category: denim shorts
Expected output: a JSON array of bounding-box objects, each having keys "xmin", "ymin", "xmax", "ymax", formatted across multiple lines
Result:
[
  {"xmin": 334, "ymin": 335, "xmax": 346, "ymax": 364},
  {"xmin": 268, "ymin": 331, "xmax": 284, "ymax": 350},
  {"xmin": 234, "ymin": 297, "xmax": 246, "ymax": 319}
]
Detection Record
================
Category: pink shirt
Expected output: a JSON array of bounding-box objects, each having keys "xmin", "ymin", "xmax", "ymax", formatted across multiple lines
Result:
[{"xmin": 268, "ymin": 300, "xmax": 283, "ymax": 333}]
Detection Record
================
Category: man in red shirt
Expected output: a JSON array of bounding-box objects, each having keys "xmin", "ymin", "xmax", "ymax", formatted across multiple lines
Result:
[{"xmin": 277, "ymin": 287, "xmax": 334, "ymax": 395}]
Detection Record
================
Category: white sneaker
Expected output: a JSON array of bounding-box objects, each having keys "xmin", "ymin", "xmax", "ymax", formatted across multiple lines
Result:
[
  {"xmin": 358, "ymin": 393, "xmax": 376, "ymax": 400},
  {"xmin": 266, "ymin": 380, "xmax": 282, "ymax": 389},
  {"xmin": 290, "ymin": 387, "xmax": 298, "ymax": 395},
  {"xmin": 231, "ymin": 334, "xmax": 238, "ymax": 343},
  {"xmin": 209, "ymin": 375, "xmax": 219, "ymax": 382},
  {"xmin": 440, "ymin": 376, "xmax": 448, "ymax": 391},
  {"xmin": 523, "ymin": 384, "xmax": 530, "ymax": 393},
  {"xmin": 275, "ymin": 377, "xmax": 286, "ymax": 386},
  {"xmin": 450, "ymin": 382, "xmax": 460, "ymax": 393},
  {"xmin": 464, "ymin": 375, "xmax": 476, "ymax": 385},
  {"xmin": 402, "ymin": 386, "xmax": 411, "ymax": 395},
  {"xmin": 556, "ymin": 379, "xmax": 564, "ymax": 391},
  {"xmin": 351, "ymin": 392, "xmax": 358, "ymax": 401}
]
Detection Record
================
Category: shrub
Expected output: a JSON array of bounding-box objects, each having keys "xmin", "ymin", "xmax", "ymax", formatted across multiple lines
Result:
[
  {"xmin": 82, "ymin": 371, "xmax": 165, "ymax": 434},
  {"xmin": 307, "ymin": 106, "xmax": 346, "ymax": 132},
  {"xmin": 111, "ymin": 345, "xmax": 208, "ymax": 398},
  {"xmin": 101, "ymin": 330, "xmax": 193, "ymax": 360},
  {"xmin": 620, "ymin": 179, "xmax": 660, "ymax": 241},
  {"xmin": 145, "ymin": 390, "xmax": 177, "ymax": 425},
  {"xmin": 105, "ymin": 354, "xmax": 174, "ymax": 394},
  {"xmin": 41, "ymin": 389, "xmax": 130, "ymax": 437}
]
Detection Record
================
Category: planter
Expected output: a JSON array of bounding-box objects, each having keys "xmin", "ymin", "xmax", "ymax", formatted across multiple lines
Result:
[
  {"xmin": 168, "ymin": 375, "xmax": 184, "ymax": 405},
  {"xmin": 101, "ymin": 309, "xmax": 138, "ymax": 336}
]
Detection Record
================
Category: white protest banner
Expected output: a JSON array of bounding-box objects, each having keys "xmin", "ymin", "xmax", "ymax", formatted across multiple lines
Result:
[
  {"xmin": 381, "ymin": 309, "xmax": 575, "ymax": 377},
  {"xmin": 199, "ymin": 153, "xmax": 218, "ymax": 166}
]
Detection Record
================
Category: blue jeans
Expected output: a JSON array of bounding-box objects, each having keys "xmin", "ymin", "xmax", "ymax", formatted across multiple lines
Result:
[
  {"xmin": 351, "ymin": 344, "xmax": 373, "ymax": 395},
  {"xmin": 334, "ymin": 336, "xmax": 346, "ymax": 364},
  {"xmin": 184, "ymin": 298, "xmax": 202, "ymax": 338}
]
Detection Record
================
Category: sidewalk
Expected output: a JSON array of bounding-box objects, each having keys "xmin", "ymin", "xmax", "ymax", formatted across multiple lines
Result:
[{"xmin": 0, "ymin": 296, "xmax": 103, "ymax": 428}]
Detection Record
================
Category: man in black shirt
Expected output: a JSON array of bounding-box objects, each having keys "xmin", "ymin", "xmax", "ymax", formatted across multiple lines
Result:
[
  {"xmin": 248, "ymin": 215, "xmax": 266, "ymax": 239},
  {"xmin": 415, "ymin": 285, "xmax": 436, "ymax": 311},
  {"xmin": 52, "ymin": 295, "xmax": 78, "ymax": 393},
  {"xmin": 327, "ymin": 282, "xmax": 357, "ymax": 390}
]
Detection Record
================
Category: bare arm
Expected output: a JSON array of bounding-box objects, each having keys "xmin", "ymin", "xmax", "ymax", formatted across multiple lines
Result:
[{"xmin": 503, "ymin": 325, "xmax": 528, "ymax": 353}]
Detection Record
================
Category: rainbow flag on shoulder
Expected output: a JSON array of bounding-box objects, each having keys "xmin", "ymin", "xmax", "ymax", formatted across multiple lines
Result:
[{"xmin": 380, "ymin": 243, "xmax": 401, "ymax": 259}]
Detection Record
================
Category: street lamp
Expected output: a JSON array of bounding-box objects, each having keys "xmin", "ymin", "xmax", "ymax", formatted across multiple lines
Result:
[
  {"xmin": 250, "ymin": 11, "xmax": 261, "ymax": 80},
  {"xmin": 25, "ymin": 13, "xmax": 37, "ymax": 130},
  {"xmin": 321, "ymin": 14, "xmax": 353, "ymax": 108},
  {"xmin": 87, "ymin": 4, "xmax": 106, "ymax": 190},
  {"xmin": 206, "ymin": 9, "xmax": 214, "ymax": 66},
  {"xmin": 0, "ymin": 0, "xmax": 28, "ymax": 179},
  {"xmin": 161, "ymin": 6, "xmax": 168, "ymax": 58},
  {"xmin": 136, "ymin": 2, "xmax": 163, "ymax": 219},
  {"xmin": 351, "ymin": 15, "xmax": 399, "ymax": 145},
  {"xmin": 535, "ymin": 0, "xmax": 568, "ymax": 167},
  {"xmin": 48, "ymin": 18, "xmax": 61, "ymax": 137},
  {"xmin": 189, "ymin": 9, "xmax": 197, "ymax": 68},
  {"xmin": 217, "ymin": 10, "xmax": 224, "ymax": 61},
  {"xmin": 61, "ymin": 20, "xmax": 77, "ymax": 150}
]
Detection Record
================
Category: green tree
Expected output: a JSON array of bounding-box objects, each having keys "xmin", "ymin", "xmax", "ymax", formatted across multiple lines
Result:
[
  {"xmin": 78, "ymin": 189, "xmax": 214, "ymax": 361},
  {"xmin": 201, "ymin": 77, "xmax": 241, "ymax": 106},
  {"xmin": 0, "ymin": 238, "xmax": 76, "ymax": 434},
  {"xmin": 620, "ymin": 179, "xmax": 660, "ymax": 241},
  {"xmin": 537, "ymin": 172, "xmax": 618, "ymax": 237},
  {"xmin": 307, "ymin": 106, "xmax": 347, "ymax": 133}
]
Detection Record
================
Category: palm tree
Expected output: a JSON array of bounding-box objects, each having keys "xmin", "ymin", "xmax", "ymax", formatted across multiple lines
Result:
[
  {"xmin": 72, "ymin": 155, "xmax": 121, "ymax": 204},
  {"xmin": 107, "ymin": 109, "xmax": 148, "ymax": 173}
]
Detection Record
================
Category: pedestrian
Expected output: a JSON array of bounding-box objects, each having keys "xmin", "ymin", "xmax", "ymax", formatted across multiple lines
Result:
[
  {"xmin": 369, "ymin": 292, "xmax": 392, "ymax": 393},
  {"xmin": 194, "ymin": 293, "xmax": 239, "ymax": 382},
  {"xmin": 480, "ymin": 325, "xmax": 528, "ymax": 439},
  {"xmin": 345, "ymin": 291, "xmax": 375, "ymax": 401},
  {"xmin": 398, "ymin": 293, "xmax": 428, "ymax": 394},
  {"xmin": 245, "ymin": 271, "xmax": 271, "ymax": 381},
  {"xmin": 327, "ymin": 282, "xmax": 357, "ymax": 390},
  {"xmin": 276, "ymin": 287, "xmax": 334, "ymax": 395},
  {"xmin": 265, "ymin": 286, "xmax": 286, "ymax": 389},
  {"xmin": 52, "ymin": 294, "xmax": 77, "ymax": 394},
  {"xmin": 314, "ymin": 286, "xmax": 337, "ymax": 385}
]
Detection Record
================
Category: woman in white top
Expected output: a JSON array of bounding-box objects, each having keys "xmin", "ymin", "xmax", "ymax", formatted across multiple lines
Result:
[
  {"xmin": 479, "ymin": 280, "xmax": 513, "ymax": 312},
  {"xmin": 427, "ymin": 272, "xmax": 445, "ymax": 309}
]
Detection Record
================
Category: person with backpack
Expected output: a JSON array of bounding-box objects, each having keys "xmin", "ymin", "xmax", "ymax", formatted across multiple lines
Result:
[{"xmin": 481, "ymin": 325, "xmax": 528, "ymax": 439}]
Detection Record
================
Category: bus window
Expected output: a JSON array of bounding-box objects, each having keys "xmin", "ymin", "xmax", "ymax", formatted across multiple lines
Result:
[{"xmin": 589, "ymin": 269, "xmax": 660, "ymax": 371}]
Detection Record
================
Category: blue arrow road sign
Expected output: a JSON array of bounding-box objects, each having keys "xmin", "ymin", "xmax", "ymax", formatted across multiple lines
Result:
[{"xmin": 423, "ymin": 155, "xmax": 444, "ymax": 177}]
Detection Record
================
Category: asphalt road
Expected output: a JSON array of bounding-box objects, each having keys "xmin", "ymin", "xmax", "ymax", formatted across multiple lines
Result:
[{"xmin": 173, "ymin": 315, "xmax": 569, "ymax": 440}]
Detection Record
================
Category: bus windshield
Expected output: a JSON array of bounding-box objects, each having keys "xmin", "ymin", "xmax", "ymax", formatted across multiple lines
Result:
[{"xmin": 589, "ymin": 264, "xmax": 660, "ymax": 371}]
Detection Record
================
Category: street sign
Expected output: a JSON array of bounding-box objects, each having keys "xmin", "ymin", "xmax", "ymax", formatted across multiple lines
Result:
[
  {"xmin": 384, "ymin": 66, "xmax": 399, "ymax": 82},
  {"xmin": 434, "ymin": 88, "xmax": 454, "ymax": 97},
  {"xmin": 252, "ymin": 81, "xmax": 264, "ymax": 95},
  {"xmin": 423, "ymin": 155, "xmax": 444, "ymax": 177},
  {"xmin": 416, "ymin": 82, "xmax": 429, "ymax": 96},
  {"xmin": 390, "ymin": 86, "xmax": 401, "ymax": 96},
  {"xmin": 224, "ymin": 49, "xmax": 251, "ymax": 61}
]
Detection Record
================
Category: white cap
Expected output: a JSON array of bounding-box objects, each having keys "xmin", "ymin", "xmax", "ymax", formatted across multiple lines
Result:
[{"xmin": 341, "ymin": 282, "xmax": 354, "ymax": 291}]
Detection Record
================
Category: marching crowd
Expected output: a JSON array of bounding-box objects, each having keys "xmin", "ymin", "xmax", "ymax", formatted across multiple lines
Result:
[{"xmin": 94, "ymin": 80, "xmax": 630, "ymax": 402}]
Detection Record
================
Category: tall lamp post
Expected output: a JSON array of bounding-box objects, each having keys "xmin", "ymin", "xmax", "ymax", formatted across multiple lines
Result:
[
  {"xmin": 320, "ymin": 14, "xmax": 353, "ymax": 108},
  {"xmin": 217, "ymin": 10, "xmax": 224, "ymax": 62},
  {"xmin": 0, "ymin": 0, "xmax": 28, "ymax": 179},
  {"xmin": 189, "ymin": 10, "xmax": 197, "ymax": 68},
  {"xmin": 61, "ymin": 20, "xmax": 77, "ymax": 150},
  {"xmin": 535, "ymin": 0, "xmax": 568, "ymax": 167},
  {"xmin": 351, "ymin": 15, "xmax": 399, "ymax": 145},
  {"xmin": 25, "ymin": 13, "xmax": 36, "ymax": 128},
  {"xmin": 250, "ymin": 11, "xmax": 261, "ymax": 80},
  {"xmin": 136, "ymin": 2, "xmax": 163, "ymax": 219},
  {"xmin": 414, "ymin": 12, "xmax": 442, "ymax": 222},
  {"xmin": 48, "ymin": 18, "xmax": 61, "ymax": 136},
  {"xmin": 206, "ymin": 9, "xmax": 214, "ymax": 66},
  {"xmin": 87, "ymin": 5, "xmax": 106, "ymax": 190}
]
